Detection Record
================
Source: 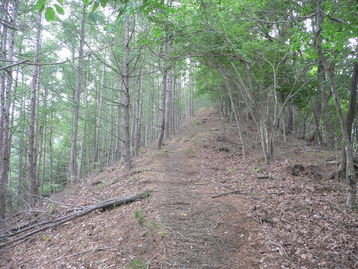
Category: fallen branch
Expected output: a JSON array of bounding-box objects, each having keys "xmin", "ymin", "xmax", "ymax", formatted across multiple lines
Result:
[
  {"xmin": 53, "ymin": 245, "xmax": 117, "ymax": 261},
  {"xmin": 0, "ymin": 189, "xmax": 150, "ymax": 248},
  {"xmin": 212, "ymin": 190, "xmax": 249, "ymax": 198},
  {"xmin": 255, "ymin": 174, "xmax": 285, "ymax": 181}
]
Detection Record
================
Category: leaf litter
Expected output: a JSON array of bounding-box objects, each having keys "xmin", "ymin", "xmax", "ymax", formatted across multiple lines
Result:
[{"xmin": 1, "ymin": 108, "xmax": 357, "ymax": 268}]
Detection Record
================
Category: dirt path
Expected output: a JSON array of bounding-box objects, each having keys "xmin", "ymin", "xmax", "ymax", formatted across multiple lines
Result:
[
  {"xmin": 2, "ymin": 108, "xmax": 356, "ymax": 269},
  {"xmin": 151, "ymin": 109, "xmax": 259, "ymax": 268}
]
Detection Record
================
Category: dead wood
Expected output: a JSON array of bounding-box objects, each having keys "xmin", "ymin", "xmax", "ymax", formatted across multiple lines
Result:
[
  {"xmin": 255, "ymin": 174, "xmax": 285, "ymax": 181},
  {"xmin": 212, "ymin": 190, "xmax": 249, "ymax": 198},
  {"xmin": 0, "ymin": 189, "xmax": 150, "ymax": 248}
]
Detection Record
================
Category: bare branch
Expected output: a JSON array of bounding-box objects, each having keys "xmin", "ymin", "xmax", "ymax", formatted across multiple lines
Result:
[{"xmin": 0, "ymin": 59, "xmax": 29, "ymax": 71}]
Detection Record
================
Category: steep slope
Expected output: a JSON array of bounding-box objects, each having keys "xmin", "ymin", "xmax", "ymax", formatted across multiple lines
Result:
[{"xmin": 1, "ymin": 108, "xmax": 357, "ymax": 268}]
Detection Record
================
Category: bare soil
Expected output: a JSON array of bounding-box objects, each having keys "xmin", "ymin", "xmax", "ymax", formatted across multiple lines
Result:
[{"xmin": 1, "ymin": 108, "xmax": 357, "ymax": 268}]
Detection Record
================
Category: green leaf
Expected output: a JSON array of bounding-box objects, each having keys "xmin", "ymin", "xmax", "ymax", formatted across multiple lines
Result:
[
  {"xmin": 82, "ymin": 0, "xmax": 89, "ymax": 5},
  {"xmin": 56, "ymin": 0, "xmax": 64, "ymax": 5},
  {"xmin": 100, "ymin": 0, "xmax": 110, "ymax": 7},
  {"xmin": 45, "ymin": 7, "xmax": 56, "ymax": 21},
  {"xmin": 54, "ymin": 4, "xmax": 64, "ymax": 15},
  {"xmin": 88, "ymin": 12, "xmax": 99, "ymax": 23},
  {"xmin": 104, "ymin": 24, "xmax": 114, "ymax": 32},
  {"xmin": 34, "ymin": 0, "xmax": 46, "ymax": 11},
  {"xmin": 92, "ymin": 2, "xmax": 99, "ymax": 12},
  {"xmin": 153, "ymin": 27, "xmax": 162, "ymax": 38}
]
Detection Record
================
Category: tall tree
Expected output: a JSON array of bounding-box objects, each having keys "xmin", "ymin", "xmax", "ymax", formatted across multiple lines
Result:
[
  {"xmin": 0, "ymin": 0, "xmax": 19, "ymax": 219},
  {"xmin": 122, "ymin": 15, "xmax": 132, "ymax": 170},
  {"xmin": 69, "ymin": 4, "xmax": 86, "ymax": 180},
  {"xmin": 28, "ymin": 12, "xmax": 42, "ymax": 206}
]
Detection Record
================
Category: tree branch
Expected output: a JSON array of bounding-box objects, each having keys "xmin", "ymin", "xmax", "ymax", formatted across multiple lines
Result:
[
  {"xmin": 0, "ymin": 190, "xmax": 150, "ymax": 248},
  {"xmin": 0, "ymin": 59, "xmax": 29, "ymax": 71}
]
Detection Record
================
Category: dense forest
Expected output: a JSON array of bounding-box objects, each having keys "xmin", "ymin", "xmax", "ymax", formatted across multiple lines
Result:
[{"xmin": 0, "ymin": 0, "xmax": 357, "ymax": 220}]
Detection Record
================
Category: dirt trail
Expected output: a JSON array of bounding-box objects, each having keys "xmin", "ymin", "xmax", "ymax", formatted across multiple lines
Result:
[
  {"xmin": 150, "ymin": 109, "xmax": 259, "ymax": 268},
  {"xmin": 2, "ymin": 108, "xmax": 357, "ymax": 269}
]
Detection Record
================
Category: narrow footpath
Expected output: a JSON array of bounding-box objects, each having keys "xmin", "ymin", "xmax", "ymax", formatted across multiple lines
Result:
[{"xmin": 151, "ymin": 109, "xmax": 260, "ymax": 268}]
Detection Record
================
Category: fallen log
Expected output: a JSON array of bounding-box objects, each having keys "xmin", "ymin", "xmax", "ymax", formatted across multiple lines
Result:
[
  {"xmin": 255, "ymin": 174, "xmax": 285, "ymax": 181},
  {"xmin": 0, "ymin": 189, "xmax": 150, "ymax": 248}
]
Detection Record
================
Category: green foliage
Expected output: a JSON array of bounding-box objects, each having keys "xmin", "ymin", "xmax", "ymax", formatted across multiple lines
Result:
[
  {"xmin": 88, "ymin": 12, "xmax": 100, "ymax": 23},
  {"xmin": 134, "ymin": 210, "xmax": 166, "ymax": 239},
  {"xmin": 42, "ymin": 234, "xmax": 51, "ymax": 242},
  {"xmin": 228, "ymin": 167, "xmax": 236, "ymax": 174},
  {"xmin": 187, "ymin": 148, "xmax": 196, "ymax": 156},
  {"xmin": 134, "ymin": 210, "xmax": 145, "ymax": 226},
  {"xmin": 128, "ymin": 259, "xmax": 146, "ymax": 269},
  {"xmin": 34, "ymin": 0, "xmax": 46, "ymax": 12},
  {"xmin": 45, "ymin": 7, "xmax": 56, "ymax": 21},
  {"xmin": 98, "ymin": 177, "xmax": 108, "ymax": 187},
  {"xmin": 35, "ymin": 0, "xmax": 64, "ymax": 21},
  {"xmin": 54, "ymin": 4, "xmax": 64, "ymax": 15},
  {"xmin": 156, "ymin": 149, "xmax": 168, "ymax": 156}
]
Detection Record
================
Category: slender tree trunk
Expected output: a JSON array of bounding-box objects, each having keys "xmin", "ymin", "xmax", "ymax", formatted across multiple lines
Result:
[
  {"xmin": 94, "ymin": 65, "xmax": 104, "ymax": 169},
  {"xmin": 49, "ymin": 108, "xmax": 54, "ymax": 193},
  {"xmin": 134, "ymin": 69, "xmax": 143, "ymax": 157},
  {"xmin": 306, "ymin": 86, "xmax": 323, "ymax": 143},
  {"xmin": 219, "ymin": 67, "xmax": 246, "ymax": 157},
  {"xmin": 39, "ymin": 86, "xmax": 49, "ymax": 195},
  {"xmin": 78, "ymin": 89, "xmax": 88, "ymax": 178},
  {"xmin": 287, "ymin": 102, "xmax": 294, "ymax": 134},
  {"xmin": 0, "ymin": 0, "xmax": 18, "ymax": 218},
  {"xmin": 122, "ymin": 17, "xmax": 132, "ymax": 170},
  {"xmin": 346, "ymin": 60, "xmax": 357, "ymax": 141},
  {"xmin": 327, "ymin": 67, "xmax": 357, "ymax": 209},
  {"xmin": 69, "ymin": 5, "xmax": 86, "ymax": 180},
  {"xmin": 157, "ymin": 68, "xmax": 168, "ymax": 150},
  {"xmin": 115, "ymin": 88, "xmax": 122, "ymax": 161},
  {"xmin": 17, "ymin": 94, "xmax": 26, "ymax": 208},
  {"xmin": 109, "ymin": 80, "xmax": 115, "ymax": 163},
  {"xmin": 318, "ymin": 63, "xmax": 334, "ymax": 147},
  {"xmin": 164, "ymin": 72, "xmax": 171, "ymax": 139},
  {"xmin": 28, "ymin": 13, "xmax": 42, "ymax": 206}
]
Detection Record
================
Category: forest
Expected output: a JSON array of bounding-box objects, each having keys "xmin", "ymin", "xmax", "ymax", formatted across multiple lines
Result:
[{"xmin": 0, "ymin": 0, "xmax": 357, "ymax": 223}]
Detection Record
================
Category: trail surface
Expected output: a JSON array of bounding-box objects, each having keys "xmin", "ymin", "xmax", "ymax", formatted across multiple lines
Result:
[{"xmin": 150, "ymin": 109, "xmax": 259, "ymax": 268}]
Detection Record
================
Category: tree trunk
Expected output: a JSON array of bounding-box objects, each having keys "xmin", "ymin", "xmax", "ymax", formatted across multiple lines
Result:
[
  {"xmin": 318, "ymin": 63, "xmax": 334, "ymax": 147},
  {"xmin": 49, "ymin": 108, "xmax": 54, "ymax": 193},
  {"xmin": 327, "ymin": 67, "xmax": 357, "ymax": 209},
  {"xmin": 346, "ymin": 60, "xmax": 357, "ymax": 141},
  {"xmin": 0, "ymin": 0, "xmax": 18, "ymax": 219},
  {"xmin": 157, "ymin": 68, "xmax": 168, "ymax": 150},
  {"xmin": 28, "ymin": 12, "xmax": 42, "ymax": 206},
  {"xmin": 78, "ymin": 88, "xmax": 88, "ymax": 178},
  {"xmin": 69, "ymin": 5, "xmax": 86, "ymax": 180},
  {"xmin": 122, "ymin": 17, "xmax": 132, "ymax": 170},
  {"xmin": 314, "ymin": 0, "xmax": 357, "ymax": 208},
  {"xmin": 287, "ymin": 102, "xmax": 294, "ymax": 134},
  {"xmin": 134, "ymin": 69, "xmax": 143, "ymax": 157},
  {"xmin": 219, "ymin": 67, "xmax": 246, "ymax": 157},
  {"xmin": 164, "ymin": 71, "xmax": 171, "ymax": 139},
  {"xmin": 94, "ymin": 65, "xmax": 105, "ymax": 169},
  {"xmin": 115, "ymin": 87, "xmax": 122, "ymax": 161}
]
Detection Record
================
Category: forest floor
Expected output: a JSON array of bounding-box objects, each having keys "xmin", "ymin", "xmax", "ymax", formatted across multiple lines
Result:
[{"xmin": 1, "ymin": 108, "xmax": 357, "ymax": 269}]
